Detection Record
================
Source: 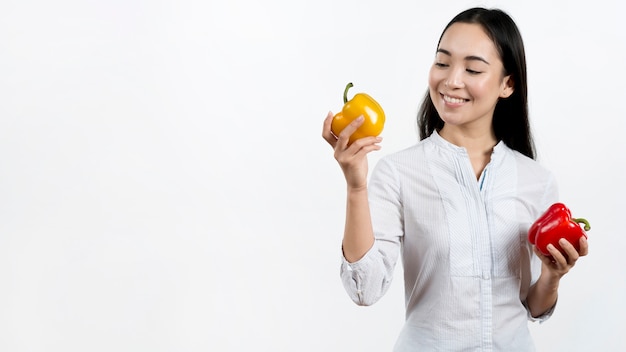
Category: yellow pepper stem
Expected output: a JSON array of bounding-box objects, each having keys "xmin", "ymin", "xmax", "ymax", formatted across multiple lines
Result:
[{"xmin": 343, "ymin": 82, "xmax": 354, "ymax": 104}]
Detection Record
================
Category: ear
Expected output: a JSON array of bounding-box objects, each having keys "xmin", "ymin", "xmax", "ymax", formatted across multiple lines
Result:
[{"xmin": 500, "ymin": 75, "xmax": 514, "ymax": 98}]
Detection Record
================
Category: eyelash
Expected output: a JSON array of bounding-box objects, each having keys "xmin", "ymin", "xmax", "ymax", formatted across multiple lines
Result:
[{"xmin": 434, "ymin": 62, "xmax": 482, "ymax": 75}]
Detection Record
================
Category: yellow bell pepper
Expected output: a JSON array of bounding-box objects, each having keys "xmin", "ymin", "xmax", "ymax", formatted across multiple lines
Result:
[{"xmin": 331, "ymin": 82, "xmax": 385, "ymax": 145}]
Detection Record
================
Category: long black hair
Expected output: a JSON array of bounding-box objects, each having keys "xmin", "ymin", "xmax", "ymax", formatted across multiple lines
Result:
[{"xmin": 417, "ymin": 7, "xmax": 535, "ymax": 159}]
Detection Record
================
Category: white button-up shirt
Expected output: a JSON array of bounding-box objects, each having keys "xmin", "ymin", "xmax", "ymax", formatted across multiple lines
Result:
[{"xmin": 340, "ymin": 131, "xmax": 558, "ymax": 351}]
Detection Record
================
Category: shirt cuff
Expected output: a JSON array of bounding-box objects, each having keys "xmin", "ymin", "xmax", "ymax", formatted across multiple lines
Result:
[
  {"xmin": 340, "ymin": 241, "xmax": 377, "ymax": 272},
  {"xmin": 524, "ymin": 299, "xmax": 557, "ymax": 323}
]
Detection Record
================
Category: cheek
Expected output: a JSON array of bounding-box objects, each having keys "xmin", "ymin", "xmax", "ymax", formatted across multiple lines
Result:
[
  {"xmin": 471, "ymin": 81, "xmax": 498, "ymax": 100},
  {"xmin": 427, "ymin": 67, "xmax": 440, "ymax": 89},
  {"xmin": 428, "ymin": 68, "xmax": 442, "ymax": 97}
]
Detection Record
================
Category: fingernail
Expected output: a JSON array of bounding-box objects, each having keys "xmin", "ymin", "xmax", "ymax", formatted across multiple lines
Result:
[
  {"xmin": 356, "ymin": 115, "xmax": 364, "ymax": 121},
  {"xmin": 581, "ymin": 236, "xmax": 588, "ymax": 244},
  {"xmin": 547, "ymin": 244, "xmax": 555, "ymax": 251}
]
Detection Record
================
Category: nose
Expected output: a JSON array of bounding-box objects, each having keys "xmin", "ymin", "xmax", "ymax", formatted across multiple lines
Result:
[{"xmin": 444, "ymin": 68, "xmax": 464, "ymax": 89}]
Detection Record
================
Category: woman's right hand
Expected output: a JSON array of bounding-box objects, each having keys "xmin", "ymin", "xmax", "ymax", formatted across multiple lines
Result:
[{"xmin": 322, "ymin": 111, "xmax": 382, "ymax": 190}]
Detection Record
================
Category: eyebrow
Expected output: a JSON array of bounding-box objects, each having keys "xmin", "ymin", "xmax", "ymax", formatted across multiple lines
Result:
[{"xmin": 436, "ymin": 48, "xmax": 490, "ymax": 65}]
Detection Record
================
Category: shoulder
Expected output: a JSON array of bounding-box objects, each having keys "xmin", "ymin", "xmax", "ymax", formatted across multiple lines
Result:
[
  {"xmin": 369, "ymin": 138, "xmax": 439, "ymax": 191},
  {"xmin": 371, "ymin": 141, "xmax": 425, "ymax": 179},
  {"xmin": 504, "ymin": 147, "xmax": 559, "ymax": 207},
  {"xmin": 508, "ymin": 148, "xmax": 554, "ymax": 180},
  {"xmin": 378, "ymin": 138, "xmax": 433, "ymax": 166},
  {"xmin": 368, "ymin": 140, "xmax": 425, "ymax": 182}
]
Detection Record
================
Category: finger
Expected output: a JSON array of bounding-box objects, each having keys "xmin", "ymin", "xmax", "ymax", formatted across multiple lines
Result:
[
  {"xmin": 346, "ymin": 134, "xmax": 382, "ymax": 148},
  {"xmin": 322, "ymin": 111, "xmax": 337, "ymax": 147},
  {"xmin": 547, "ymin": 243, "xmax": 568, "ymax": 267},
  {"xmin": 350, "ymin": 138, "xmax": 383, "ymax": 156},
  {"xmin": 336, "ymin": 115, "xmax": 365, "ymax": 147},
  {"xmin": 558, "ymin": 238, "xmax": 579, "ymax": 265},
  {"xmin": 335, "ymin": 136, "xmax": 382, "ymax": 164},
  {"xmin": 578, "ymin": 236, "xmax": 589, "ymax": 256},
  {"xmin": 533, "ymin": 246, "xmax": 554, "ymax": 266}
]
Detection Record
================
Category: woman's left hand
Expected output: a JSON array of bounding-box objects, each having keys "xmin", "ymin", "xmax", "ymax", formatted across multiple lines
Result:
[{"xmin": 533, "ymin": 236, "xmax": 589, "ymax": 279}]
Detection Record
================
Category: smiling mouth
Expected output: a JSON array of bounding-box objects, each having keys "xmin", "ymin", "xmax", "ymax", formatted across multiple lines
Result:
[{"xmin": 442, "ymin": 94, "xmax": 469, "ymax": 104}]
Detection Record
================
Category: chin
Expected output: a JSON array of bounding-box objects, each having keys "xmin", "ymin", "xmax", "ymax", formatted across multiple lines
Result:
[{"xmin": 437, "ymin": 112, "xmax": 465, "ymax": 126}]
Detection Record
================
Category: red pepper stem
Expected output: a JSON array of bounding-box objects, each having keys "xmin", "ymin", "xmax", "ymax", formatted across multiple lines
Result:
[
  {"xmin": 572, "ymin": 217, "xmax": 591, "ymax": 231},
  {"xmin": 343, "ymin": 82, "xmax": 354, "ymax": 104}
]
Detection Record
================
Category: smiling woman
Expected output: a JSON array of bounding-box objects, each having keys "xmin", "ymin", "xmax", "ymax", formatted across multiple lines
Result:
[
  {"xmin": 429, "ymin": 22, "xmax": 516, "ymax": 177},
  {"xmin": 322, "ymin": 7, "xmax": 590, "ymax": 351}
]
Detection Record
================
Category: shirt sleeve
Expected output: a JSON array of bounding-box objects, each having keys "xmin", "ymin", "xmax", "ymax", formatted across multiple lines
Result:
[
  {"xmin": 525, "ymin": 171, "xmax": 560, "ymax": 323},
  {"xmin": 339, "ymin": 157, "xmax": 404, "ymax": 306}
]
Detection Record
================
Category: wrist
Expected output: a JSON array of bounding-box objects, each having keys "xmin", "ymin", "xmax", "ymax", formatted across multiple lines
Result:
[
  {"xmin": 347, "ymin": 184, "xmax": 368, "ymax": 194},
  {"xmin": 536, "ymin": 273, "xmax": 561, "ymax": 292}
]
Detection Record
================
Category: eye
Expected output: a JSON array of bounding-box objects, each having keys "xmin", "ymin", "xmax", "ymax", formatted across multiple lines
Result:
[
  {"xmin": 466, "ymin": 68, "xmax": 482, "ymax": 75},
  {"xmin": 435, "ymin": 62, "xmax": 449, "ymax": 68}
]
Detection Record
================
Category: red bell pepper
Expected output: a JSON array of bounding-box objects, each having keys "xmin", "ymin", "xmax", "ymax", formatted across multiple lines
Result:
[{"xmin": 528, "ymin": 203, "xmax": 590, "ymax": 257}]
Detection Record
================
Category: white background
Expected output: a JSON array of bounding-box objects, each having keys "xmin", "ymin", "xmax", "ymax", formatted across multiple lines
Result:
[{"xmin": 1, "ymin": 0, "xmax": 624, "ymax": 351}]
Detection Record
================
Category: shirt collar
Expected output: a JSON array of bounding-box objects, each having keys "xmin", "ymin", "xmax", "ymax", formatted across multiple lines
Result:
[{"xmin": 429, "ymin": 130, "xmax": 507, "ymax": 160}]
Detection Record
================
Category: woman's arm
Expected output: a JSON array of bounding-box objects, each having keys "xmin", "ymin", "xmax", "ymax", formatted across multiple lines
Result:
[
  {"xmin": 526, "ymin": 236, "xmax": 589, "ymax": 317},
  {"xmin": 322, "ymin": 112, "xmax": 382, "ymax": 262},
  {"xmin": 342, "ymin": 186, "xmax": 375, "ymax": 262}
]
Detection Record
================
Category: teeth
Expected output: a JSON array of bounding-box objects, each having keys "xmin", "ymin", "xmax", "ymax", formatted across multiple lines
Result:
[{"xmin": 443, "ymin": 95, "xmax": 466, "ymax": 104}]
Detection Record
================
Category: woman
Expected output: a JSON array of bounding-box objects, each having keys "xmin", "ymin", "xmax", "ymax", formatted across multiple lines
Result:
[{"xmin": 321, "ymin": 7, "xmax": 588, "ymax": 351}]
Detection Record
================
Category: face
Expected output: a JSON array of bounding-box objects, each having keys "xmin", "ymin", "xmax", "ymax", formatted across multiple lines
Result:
[{"xmin": 428, "ymin": 22, "xmax": 514, "ymax": 133}]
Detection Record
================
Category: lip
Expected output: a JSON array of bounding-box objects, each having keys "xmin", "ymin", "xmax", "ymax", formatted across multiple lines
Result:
[{"xmin": 440, "ymin": 93, "xmax": 469, "ymax": 106}]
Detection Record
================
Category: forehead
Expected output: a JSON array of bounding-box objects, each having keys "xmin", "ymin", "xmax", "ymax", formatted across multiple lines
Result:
[{"xmin": 438, "ymin": 22, "xmax": 501, "ymax": 62}]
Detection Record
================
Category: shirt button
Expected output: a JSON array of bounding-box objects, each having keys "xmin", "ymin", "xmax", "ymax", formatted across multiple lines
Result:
[{"xmin": 482, "ymin": 273, "xmax": 490, "ymax": 280}]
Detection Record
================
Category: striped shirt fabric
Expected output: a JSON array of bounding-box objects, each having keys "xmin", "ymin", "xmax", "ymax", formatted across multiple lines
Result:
[{"xmin": 340, "ymin": 131, "xmax": 558, "ymax": 351}]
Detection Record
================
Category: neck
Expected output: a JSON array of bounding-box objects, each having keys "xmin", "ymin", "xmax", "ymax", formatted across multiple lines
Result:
[
  {"xmin": 439, "ymin": 125, "xmax": 497, "ymax": 180},
  {"xmin": 439, "ymin": 125, "xmax": 497, "ymax": 155}
]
